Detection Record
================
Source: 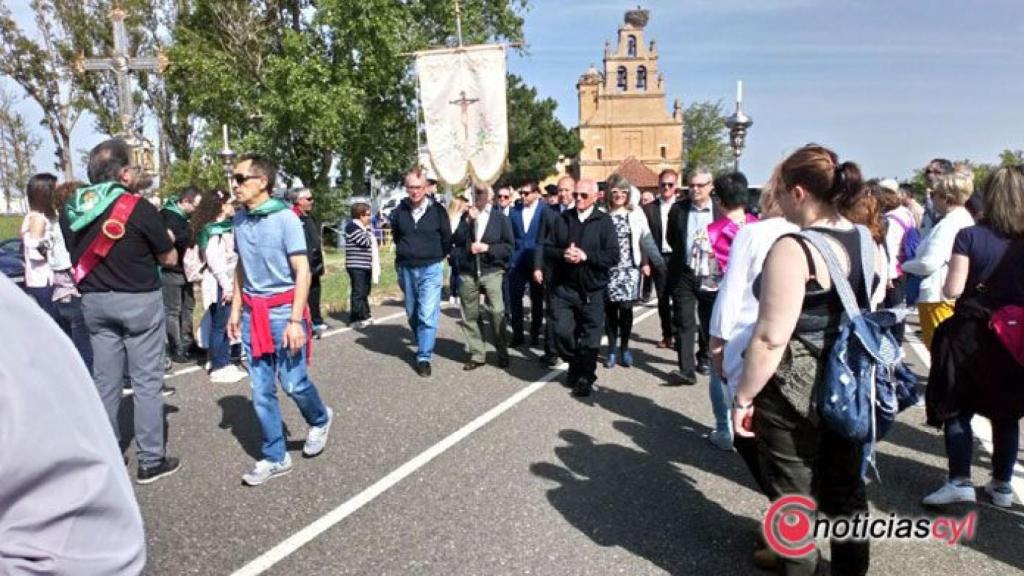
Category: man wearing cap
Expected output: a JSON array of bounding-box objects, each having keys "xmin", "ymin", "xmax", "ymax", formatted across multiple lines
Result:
[{"xmin": 61, "ymin": 138, "xmax": 181, "ymax": 484}]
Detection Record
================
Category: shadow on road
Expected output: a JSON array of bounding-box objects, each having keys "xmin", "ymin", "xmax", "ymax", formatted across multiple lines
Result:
[{"xmin": 217, "ymin": 395, "xmax": 302, "ymax": 461}]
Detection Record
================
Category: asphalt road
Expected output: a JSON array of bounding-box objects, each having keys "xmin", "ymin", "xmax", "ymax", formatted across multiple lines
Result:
[{"xmin": 130, "ymin": 299, "xmax": 1024, "ymax": 575}]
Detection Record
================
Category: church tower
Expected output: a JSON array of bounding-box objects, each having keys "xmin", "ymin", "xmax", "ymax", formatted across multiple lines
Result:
[{"xmin": 576, "ymin": 7, "xmax": 684, "ymax": 185}]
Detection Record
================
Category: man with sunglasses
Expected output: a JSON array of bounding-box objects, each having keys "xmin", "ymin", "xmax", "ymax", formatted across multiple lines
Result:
[
  {"xmin": 544, "ymin": 178, "xmax": 619, "ymax": 397},
  {"xmin": 509, "ymin": 182, "xmax": 547, "ymax": 347},
  {"xmin": 494, "ymin": 187, "xmax": 514, "ymax": 217},
  {"xmin": 534, "ymin": 175, "xmax": 576, "ymax": 366},
  {"xmin": 665, "ymin": 167, "xmax": 722, "ymax": 385},
  {"xmin": 390, "ymin": 169, "xmax": 453, "ymax": 377},
  {"xmin": 642, "ymin": 169, "xmax": 681, "ymax": 350},
  {"xmin": 228, "ymin": 154, "xmax": 333, "ymax": 486},
  {"xmin": 287, "ymin": 188, "xmax": 327, "ymax": 336}
]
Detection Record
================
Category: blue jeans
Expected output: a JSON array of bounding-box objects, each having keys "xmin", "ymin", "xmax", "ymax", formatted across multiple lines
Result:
[
  {"xmin": 710, "ymin": 370, "xmax": 731, "ymax": 436},
  {"xmin": 209, "ymin": 288, "xmax": 231, "ymax": 370},
  {"xmin": 398, "ymin": 262, "xmax": 443, "ymax": 362},
  {"xmin": 242, "ymin": 308, "xmax": 328, "ymax": 463},
  {"xmin": 946, "ymin": 412, "xmax": 1020, "ymax": 483},
  {"xmin": 55, "ymin": 295, "xmax": 93, "ymax": 374}
]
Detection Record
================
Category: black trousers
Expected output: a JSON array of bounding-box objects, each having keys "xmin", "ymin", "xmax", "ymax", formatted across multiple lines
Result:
[
  {"xmin": 884, "ymin": 275, "xmax": 906, "ymax": 343},
  {"xmin": 509, "ymin": 265, "xmax": 544, "ymax": 341},
  {"xmin": 754, "ymin": 382, "xmax": 870, "ymax": 576},
  {"xmin": 542, "ymin": 272, "xmax": 557, "ymax": 357},
  {"xmin": 605, "ymin": 301, "xmax": 635, "ymax": 351},
  {"xmin": 551, "ymin": 285, "xmax": 604, "ymax": 386},
  {"xmin": 652, "ymin": 259, "xmax": 674, "ymax": 342},
  {"xmin": 347, "ymin": 268, "xmax": 372, "ymax": 323},
  {"xmin": 672, "ymin": 273, "xmax": 715, "ymax": 375},
  {"xmin": 161, "ymin": 270, "xmax": 195, "ymax": 355},
  {"xmin": 309, "ymin": 273, "xmax": 324, "ymax": 325}
]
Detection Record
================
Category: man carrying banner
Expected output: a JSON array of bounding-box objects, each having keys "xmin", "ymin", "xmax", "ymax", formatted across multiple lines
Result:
[
  {"xmin": 61, "ymin": 138, "xmax": 181, "ymax": 484},
  {"xmin": 227, "ymin": 154, "xmax": 333, "ymax": 487}
]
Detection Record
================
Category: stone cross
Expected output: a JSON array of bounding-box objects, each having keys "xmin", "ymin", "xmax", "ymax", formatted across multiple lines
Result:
[
  {"xmin": 76, "ymin": 8, "xmax": 166, "ymax": 136},
  {"xmin": 449, "ymin": 90, "xmax": 480, "ymax": 142}
]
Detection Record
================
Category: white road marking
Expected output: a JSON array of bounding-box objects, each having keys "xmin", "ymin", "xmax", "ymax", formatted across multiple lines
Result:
[
  {"xmin": 229, "ymin": 305, "xmax": 661, "ymax": 576},
  {"xmin": 902, "ymin": 325, "xmax": 1024, "ymax": 506}
]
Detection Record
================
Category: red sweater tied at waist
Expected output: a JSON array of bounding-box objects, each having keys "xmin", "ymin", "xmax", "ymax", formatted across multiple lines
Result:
[{"xmin": 242, "ymin": 290, "xmax": 312, "ymax": 363}]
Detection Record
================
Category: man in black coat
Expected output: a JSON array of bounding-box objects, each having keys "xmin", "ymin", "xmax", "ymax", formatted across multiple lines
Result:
[
  {"xmin": 544, "ymin": 178, "xmax": 619, "ymax": 397},
  {"xmin": 160, "ymin": 186, "xmax": 200, "ymax": 362},
  {"xmin": 533, "ymin": 175, "xmax": 574, "ymax": 366},
  {"xmin": 665, "ymin": 168, "xmax": 722, "ymax": 385},
  {"xmin": 288, "ymin": 188, "xmax": 326, "ymax": 334},
  {"xmin": 452, "ymin": 186, "xmax": 515, "ymax": 370},
  {"xmin": 642, "ymin": 168, "xmax": 680, "ymax": 350}
]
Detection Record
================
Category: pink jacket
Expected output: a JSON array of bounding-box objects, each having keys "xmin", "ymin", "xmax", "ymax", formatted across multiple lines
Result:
[{"xmin": 706, "ymin": 213, "xmax": 759, "ymax": 274}]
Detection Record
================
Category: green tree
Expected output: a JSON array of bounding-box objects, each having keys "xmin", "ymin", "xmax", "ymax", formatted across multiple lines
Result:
[
  {"xmin": 0, "ymin": 88, "xmax": 42, "ymax": 212},
  {"xmin": 683, "ymin": 99, "xmax": 731, "ymax": 177},
  {"xmin": 0, "ymin": 0, "xmax": 91, "ymax": 178},
  {"xmin": 502, "ymin": 74, "xmax": 580, "ymax": 186},
  {"xmin": 167, "ymin": 0, "xmax": 527, "ymax": 198}
]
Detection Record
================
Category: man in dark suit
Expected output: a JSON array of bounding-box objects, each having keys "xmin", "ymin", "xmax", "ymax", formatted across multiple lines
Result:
[
  {"xmin": 452, "ymin": 186, "xmax": 514, "ymax": 370},
  {"xmin": 508, "ymin": 182, "xmax": 547, "ymax": 347},
  {"xmin": 642, "ymin": 169, "xmax": 681, "ymax": 350},
  {"xmin": 533, "ymin": 176, "xmax": 572, "ymax": 366},
  {"xmin": 665, "ymin": 167, "xmax": 721, "ymax": 385}
]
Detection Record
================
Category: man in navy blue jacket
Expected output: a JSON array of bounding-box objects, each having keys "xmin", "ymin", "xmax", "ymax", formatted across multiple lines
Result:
[
  {"xmin": 508, "ymin": 182, "xmax": 546, "ymax": 347},
  {"xmin": 389, "ymin": 169, "xmax": 452, "ymax": 377}
]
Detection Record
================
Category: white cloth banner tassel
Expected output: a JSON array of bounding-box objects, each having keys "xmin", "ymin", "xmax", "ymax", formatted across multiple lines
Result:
[{"xmin": 415, "ymin": 44, "xmax": 508, "ymax": 186}]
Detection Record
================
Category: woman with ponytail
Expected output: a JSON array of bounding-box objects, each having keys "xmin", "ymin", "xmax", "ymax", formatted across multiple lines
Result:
[
  {"xmin": 732, "ymin": 144, "xmax": 886, "ymax": 575},
  {"xmin": 190, "ymin": 190, "xmax": 247, "ymax": 384}
]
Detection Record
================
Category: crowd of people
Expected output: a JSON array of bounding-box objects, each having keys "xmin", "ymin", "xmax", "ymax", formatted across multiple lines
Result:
[{"xmin": 6, "ymin": 136, "xmax": 1024, "ymax": 575}]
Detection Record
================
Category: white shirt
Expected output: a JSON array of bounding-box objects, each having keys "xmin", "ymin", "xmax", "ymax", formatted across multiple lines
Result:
[
  {"xmin": 577, "ymin": 206, "xmax": 594, "ymax": 222},
  {"xmin": 902, "ymin": 206, "xmax": 974, "ymax": 303},
  {"xmin": 474, "ymin": 205, "xmax": 492, "ymax": 243},
  {"xmin": 522, "ymin": 200, "xmax": 538, "ymax": 234},
  {"xmin": 709, "ymin": 217, "xmax": 799, "ymax": 394},
  {"xmin": 884, "ymin": 205, "xmax": 915, "ymax": 278},
  {"xmin": 411, "ymin": 198, "xmax": 431, "ymax": 223},
  {"xmin": 658, "ymin": 197, "xmax": 675, "ymax": 252},
  {"xmin": 685, "ymin": 201, "xmax": 714, "ymax": 260}
]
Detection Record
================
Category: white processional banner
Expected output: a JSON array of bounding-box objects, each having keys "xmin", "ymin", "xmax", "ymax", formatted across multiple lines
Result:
[{"xmin": 415, "ymin": 44, "xmax": 508, "ymax": 186}]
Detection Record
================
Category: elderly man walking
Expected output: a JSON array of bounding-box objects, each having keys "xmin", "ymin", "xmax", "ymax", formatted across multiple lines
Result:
[
  {"xmin": 61, "ymin": 138, "xmax": 181, "ymax": 484},
  {"xmin": 390, "ymin": 169, "xmax": 453, "ymax": 377},
  {"xmin": 544, "ymin": 178, "xmax": 619, "ymax": 397}
]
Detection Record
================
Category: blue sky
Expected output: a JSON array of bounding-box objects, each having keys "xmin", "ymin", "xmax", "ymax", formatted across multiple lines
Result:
[
  {"xmin": 10, "ymin": 0, "xmax": 1024, "ymax": 185},
  {"xmin": 509, "ymin": 0, "xmax": 1024, "ymax": 183}
]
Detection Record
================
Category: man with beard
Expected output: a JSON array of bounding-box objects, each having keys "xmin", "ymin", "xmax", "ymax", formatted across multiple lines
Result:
[{"xmin": 61, "ymin": 138, "xmax": 181, "ymax": 484}]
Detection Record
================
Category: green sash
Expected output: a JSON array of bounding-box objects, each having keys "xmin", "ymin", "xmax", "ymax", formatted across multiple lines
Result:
[
  {"xmin": 65, "ymin": 182, "xmax": 128, "ymax": 232},
  {"xmin": 162, "ymin": 197, "xmax": 187, "ymax": 219},
  {"xmin": 246, "ymin": 197, "xmax": 288, "ymax": 217},
  {"xmin": 197, "ymin": 219, "xmax": 233, "ymax": 251}
]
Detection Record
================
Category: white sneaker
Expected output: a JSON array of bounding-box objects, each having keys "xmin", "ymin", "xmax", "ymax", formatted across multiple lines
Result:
[
  {"xmin": 356, "ymin": 318, "xmax": 374, "ymax": 329},
  {"xmin": 210, "ymin": 364, "xmax": 248, "ymax": 384},
  {"xmin": 922, "ymin": 481, "xmax": 976, "ymax": 506},
  {"xmin": 242, "ymin": 454, "xmax": 293, "ymax": 486},
  {"xmin": 303, "ymin": 407, "xmax": 333, "ymax": 457},
  {"xmin": 985, "ymin": 481, "xmax": 1014, "ymax": 508}
]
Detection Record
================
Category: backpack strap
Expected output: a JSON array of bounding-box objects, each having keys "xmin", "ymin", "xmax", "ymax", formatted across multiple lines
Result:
[
  {"xmin": 798, "ymin": 229, "xmax": 865, "ymax": 321},
  {"xmin": 855, "ymin": 225, "xmax": 877, "ymax": 312}
]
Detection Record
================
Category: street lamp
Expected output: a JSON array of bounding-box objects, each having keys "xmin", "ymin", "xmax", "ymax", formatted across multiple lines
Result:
[
  {"xmin": 218, "ymin": 124, "xmax": 236, "ymax": 193},
  {"xmin": 725, "ymin": 81, "xmax": 753, "ymax": 172}
]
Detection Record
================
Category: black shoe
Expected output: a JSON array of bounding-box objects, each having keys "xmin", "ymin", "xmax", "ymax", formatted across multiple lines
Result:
[
  {"xmin": 540, "ymin": 354, "xmax": 558, "ymax": 367},
  {"xmin": 572, "ymin": 379, "xmax": 593, "ymax": 397},
  {"xmin": 416, "ymin": 361, "xmax": 432, "ymax": 377},
  {"xmin": 463, "ymin": 360, "xmax": 485, "ymax": 371},
  {"xmin": 668, "ymin": 370, "xmax": 697, "ymax": 386},
  {"xmin": 171, "ymin": 353, "xmax": 191, "ymax": 364},
  {"xmin": 497, "ymin": 356, "xmax": 510, "ymax": 368},
  {"xmin": 530, "ymin": 334, "xmax": 541, "ymax": 347},
  {"xmin": 510, "ymin": 336, "xmax": 525, "ymax": 347},
  {"xmin": 162, "ymin": 386, "xmax": 176, "ymax": 398},
  {"xmin": 696, "ymin": 359, "xmax": 710, "ymax": 376},
  {"xmin": 137, "ymin": 457, "xmax": 181, "ymax": 485}
]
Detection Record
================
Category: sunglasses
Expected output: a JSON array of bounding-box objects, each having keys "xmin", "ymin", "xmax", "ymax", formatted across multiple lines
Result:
[
  {"xmin": 232, "ymin": 173, "xmax": 260, "ymax": 185},
  {"xmin": 659, "ymin": 182, "xmax": 676, "ymax": 188},
  {"xmin": 518, "ymin": 189, "xmax": 534, "ymax": 195},
  {"xmin": 572, "ymin": 192, "xmax": 591, "ymax": 199},
  {"xmin": 497, "ymin": 194, "xmax": 510, "ymax": 199}
]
